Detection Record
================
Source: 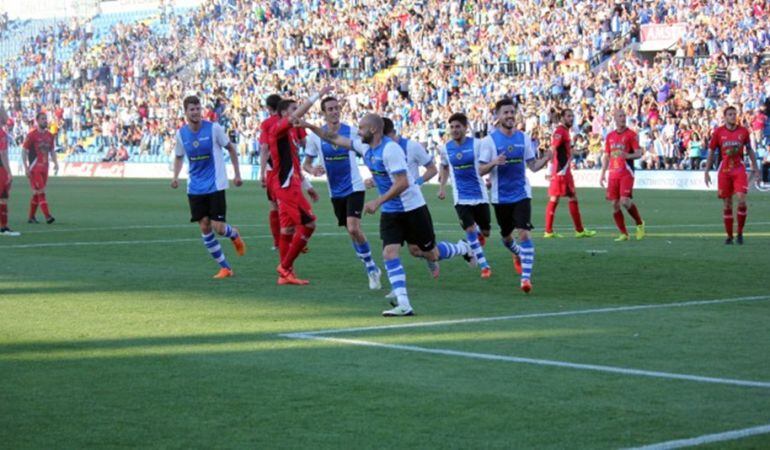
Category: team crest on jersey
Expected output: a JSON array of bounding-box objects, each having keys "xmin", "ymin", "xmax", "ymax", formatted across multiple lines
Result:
[
  {"xmin": 192, "ymin": 140, "xmax": 200, "ymax": 148},
  {"xmin": 507, "ymin": 145, "xmax": 514, "ymax": 153},
  {"xmin": 455, "ymin": 152, "xmax": 463, "ymax": 160}
]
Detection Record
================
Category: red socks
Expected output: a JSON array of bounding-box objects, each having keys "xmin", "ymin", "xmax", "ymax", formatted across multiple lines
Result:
[
  {"xmin": 545, "ymin": 201, "xmax": 557, "ymax": 233},
  {"xmin": 38, "ymin": 193, "xmax": 51, "ymax": 218},
  {"xmin": 0, "ymin": 203, "xmax": 7, "ymax": 228},
  {"xmin": 278, "ymin": 233, "xmax": 293, "ymax": 262},
  {"xmin": 627, "ymin": 204, "xmax": 643, "ymax": 226},
  {"xmin": 568, "ymin": 200, "xmax": 584, "ymax": 233},
  {"xmin": 269, "ymin": 210, "xmax": 280, "ymax": 248},
  {"xmin": 29, "ymin": 194, "xmax": 39, "ymax": 219},
  {"xmin": 613, "ymin": 211, "xmax": 628, "ymax": 235},
  {"xmin": 281, "ymin": 225, "xmax": 315, "ymax": 271},
  {"xmin": 723, "ymin": 207, "xmax": 734, "ymax": 239},
  {"xmin": 737, "ymin": 204, "xmax": 747, "ymax": 235}
]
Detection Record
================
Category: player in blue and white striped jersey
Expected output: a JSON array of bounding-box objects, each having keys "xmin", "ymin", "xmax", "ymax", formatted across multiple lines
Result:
[
  {"xmin": 382, "ymin": 117, "xmax": 437, "ymax": 188},
  {"xmin": 437, "ymin": 113, "xmax": 492, "ymax": 279},
  {"xmin": 302, "ymin": 96, "xmax": 381, "ymax": 290},
  {"xmin": 478, "ymin": 98, "xmax": 551, "ymax": 294},
  {"xmin": 298, "ymin": 113, "xmax": 473, "ymax": 317}
]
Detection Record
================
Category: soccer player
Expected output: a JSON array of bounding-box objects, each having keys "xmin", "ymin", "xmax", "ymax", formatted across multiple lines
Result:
[
  {"xmin": 266, "ymin": 88, "xmax": 330, "ymax": 285},
  {"xmin": 299, "ymin": 113, "xmax": 473, "ymax": 316},
  {"xmin": 258, "ymin": 94, "xmax": 283, "ymax": 251},
  {"xmin": 382, "ymin": 117, "xmax": 438, "ymax": 187},
  {"xmin": 544, "ymin": 108, "xmax": 596, "ymax": 239},
  {"xmin": 478, "ymin": 98, "xmax": 551, "ymax": 294},
  {"xmin": 302, "ymin": 96, "xmax": 382, "ymax": 289},
  {"xmin": 437, "ymin": 112, "xmax": 492, "ymax": 279},
  {"xmin": 599, "ymin": 109, "xmax": 645, "ymax": 242},
  {"xmin": 0, "ymin": 119, "xmax": 20, "ymax": 236},
  {"xmin": 22, "ymin": 112, "xmax": 58, "ymax": 224},
  {"xmin": 704, "ymin": 106, "xmax": 760, "ymax": 244},
  {"xmin": 171, "ymin": 95, "xmax": 246, "ymax": 279}
]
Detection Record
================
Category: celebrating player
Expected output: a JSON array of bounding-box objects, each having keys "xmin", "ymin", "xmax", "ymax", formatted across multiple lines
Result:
[
  {"xmin": 438, "ymin": 112, "xmax": 492, "ymax": 279},
  {"xmin": 382, "ymin": 117, "xmax": 438, "ymax": 187},
  {"xmin": 266, "ymin": 88, "xmax": 329, "ymax": 285},
  {"xmin": 544, "ymin": 108, "xmax": 596, "ymax": 239},
  {"xmin": 299, "ymin": 113, "xmax": 473, "ymax": 316},
  {"xmin": 171, "ymin": 95, "xmax": 246, "ymax": 279},
  {"xmin": 704, "ymin": 106, "xmax": 760, "ymax": 244},
  {"xmin": 302, "ymin": 96, "xmax": 382, "ymax": 289},
  {"xmin": 478, "ymin": 98, "xmax": 551, "ymax": 294},
  {"xmin": 22, "ymin": 112, "xmax": 58, "ymax": 224},
  {"xmin": 599, "ymin": 109, "xmax": 645, "ymax": 242}
]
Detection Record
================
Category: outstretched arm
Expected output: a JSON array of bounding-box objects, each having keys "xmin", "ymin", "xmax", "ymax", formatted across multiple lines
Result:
[{"xmin": 294, "ymin": 118, "xmax": 353, "ymax": 149}]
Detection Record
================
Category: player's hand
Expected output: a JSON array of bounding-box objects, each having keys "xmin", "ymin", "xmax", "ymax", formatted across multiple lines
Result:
[
  {"xmin": 364, "ymin": 199, "xmax": 380, "ymax": 215},
  {"xmin": 307, "ymin": 188, "xmax": 319, "ymax": 203},
  {"xmin": 437, "ymin": 189, "xmax": 446, "ymax": 200},
  {"xmin": 750, "ymin": 168, "xmax": 759, "ymax": 186},
  {"xmin": 233, "ymin": 176, "xmax": 243, "ymax": 187},
  {"xmin": 704, "ymin": 171, "xmax": 711, "ymax": 187},
  {"xmin": 319, "ymin": 85, "xmax": 333, "ymax": 97},
  {"xmin": 495, "ymin": 154, "xmax": 507, "ymax": 166},
  {"xmin": 53, "ymin": 164, "xmax": 59, "ymax": 176},
  {"xmin": 541, "ymin": 149, "xmax": 553, "ymax": 161},
  {"xmin": 170, "ymin": 178, "xmax": 179, "ymax": 189},
  {"xmin": 599, "ymin": 173, "xmax": 606, "ymax": 188},
  {"xmin": 364, "ymin": 178, "xmax": 375, "ymax": 189},
  {"xmin": 311, "ymin": 166, "xmax": 326, "ymax": 177},
  {"xmin": 24, "ymin": 167, "xmax": 29, "ymax": 177}
]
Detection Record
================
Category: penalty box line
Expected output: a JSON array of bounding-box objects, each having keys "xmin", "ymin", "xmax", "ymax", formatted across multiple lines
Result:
[{"xmin": 281, "ymin": 295, "xmax": 770, "ymax": 390}]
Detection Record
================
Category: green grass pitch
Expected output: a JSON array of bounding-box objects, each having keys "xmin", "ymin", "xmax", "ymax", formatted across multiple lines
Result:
[{"xmin": 1, "ymin": 177, "xmax": 769, "ymax": 449}]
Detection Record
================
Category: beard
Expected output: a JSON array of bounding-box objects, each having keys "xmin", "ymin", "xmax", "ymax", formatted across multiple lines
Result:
[{"xmin": 362, "ymin": 132, "xmax": 374, "ymax": 145}]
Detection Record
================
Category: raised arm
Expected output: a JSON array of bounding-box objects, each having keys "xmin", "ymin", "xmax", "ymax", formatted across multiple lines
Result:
[
  {"xmin": 290, "ymin": 86, "xmax": 333, "ymax": 122},
  {"xmin": 294, "ymin": 118, "xmax": 353, "ymax": 150}
]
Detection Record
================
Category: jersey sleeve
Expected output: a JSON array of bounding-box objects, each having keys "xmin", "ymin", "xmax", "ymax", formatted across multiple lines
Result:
[
  {"xmin": 22, "ymin": 132, "xmax": 32, "ymax": 152},
  {"xmin": 383, "ymin": 142, "xmax": 408, "ymax": 175},
  {"xmin": 409, "ymin": 140, "xmax": 434, "ymax": 167},
  {"xmin": 350, "ymin": 137, "xmax": 369, "ymax": 157},
  {"xmin": 478, "ymin": 136, "xmax": 495, "ymax": 164},
  {"xmin": 0, "ymin": 130, "xmax": 7, "ymax": 152},
  {"xmin": 174, "ymin": 131, "xmax": 185, "ymax": 157},
  {"xmin": 708, "ymin": 128, "xmax": 720, "ymax": 151},
  {"xmin": 258, "ymin": 121, "xmax": 269, "ymax": 145},
  {"xmin": 604, "ymin": 133, "xmax": 612, "ymax": 155},
  {"xmin": 551, "ymin": 129, "xmax": 564, "ymax": 150},
  {"xmin": 523, "ymin": 133, "xmax": 536, "ymax": 161},
  {"xmin": 629, "ymin": 130, "xmax": 640, "ymax": 151},
  {"xmin": 212, "ymin": 123, "xmax": 231, "ymax": 148},
  {"xmin": 439, "ymin": 144, "xmax": 449, "ymax": 167},
  {"xmin": 304, "ymin": 132, "xmax": 321, "ymax": 158}
]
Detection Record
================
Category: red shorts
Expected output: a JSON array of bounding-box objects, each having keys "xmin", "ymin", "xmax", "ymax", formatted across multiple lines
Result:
[
  {"xmin": 606, "ymin": 173, "xmax": 634, "ymax": 201},
  {"xmin": 272, "ymin": 179, "xmax": 316, "ymax": 228},
  {"xmin": 717, "ymin": 167, "xmax": 748, "ymax": 199},
  {"xmin": 28, "ymin": 167, "xmax": 49, "ymax": 191},
  {"xmin": 548, "ymin": 172, "xmax": 575, "ymax": 197},
  {"xmin": 264, "ymin": 171, "xmax": 276, "ymax": 202},
  {"xmin": 0, "ymin": 168, "xmax": 10, "ymax": 199}
]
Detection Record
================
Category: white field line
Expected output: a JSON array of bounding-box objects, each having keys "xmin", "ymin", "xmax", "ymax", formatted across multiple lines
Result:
[
  {"xmin": 625, "ymin": 423, "xmax": 770, "ymax": 450},
  {"xmin": 15, "ymin": 221, "xmax": 770, "ymax": 234},
  {"xmin": 285, "ymin": 333, "xmax": 770, "ymax": 389},
  {"xmin": 287, "ymin": 295, "xmax": 770, "ymax": 336}
]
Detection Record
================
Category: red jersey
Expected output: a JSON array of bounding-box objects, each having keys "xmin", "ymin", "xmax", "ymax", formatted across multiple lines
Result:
[
  {"xmin": 604, "ymin": 128, "xmax": 639, "ymax": 176},
  {"xmin": 23, "ymin": 129, "xmax": 55, "ymax": 168},
  {"xmin": 708, "ymin": 125, "xmax": 750, "ymax": 172},
  {"xmin": 550, "ymin": 125, "xmax": 571, "ymax": 175},
  {"xmin": 259, "ymin": 114, "xmax": 281, "ymax": 171},
  {"xmin": 267, "ymin": 117, "xmax": 306, "ymax": 188},
  {"xmin": 0, "ymin": 128, "xmax": 8, "ymax": 170}
]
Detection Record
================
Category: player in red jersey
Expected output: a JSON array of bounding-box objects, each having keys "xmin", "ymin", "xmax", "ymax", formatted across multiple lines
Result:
[
  {"xmin": 266, "ymin": 88, "xmax": 329, "ymax": 285},
  {"xmin": 600, "ymin": 109, "xmax": 645, "ymax": 242},
  {"xmin": 0, "ymin": 118, "xmax": 20, "ymax": 236},
  {"xmin": 259, "ymin": 94, "xmax": 283, "ymax": 250},
  {"xmin": 704, "ymin": 106, "xmax": 759, "ymax": 245},
  {"xmin": 544, "ymin": 108, "xmax": 596, "ymax": 239},
  {"xmin": 22, "ymin": 112, "xmax": 58, "ymax": 224}
]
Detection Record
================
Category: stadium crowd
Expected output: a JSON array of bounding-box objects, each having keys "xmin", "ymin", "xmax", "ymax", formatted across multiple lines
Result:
[{"xmin": 1, "ymin": 0, "xmax": 769, "ymax": 170}]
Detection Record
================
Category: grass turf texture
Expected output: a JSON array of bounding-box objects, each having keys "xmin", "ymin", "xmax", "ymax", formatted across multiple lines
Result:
[{"xmin": 1, "ymin": 177, "xmax": 769, "ymax": 449}]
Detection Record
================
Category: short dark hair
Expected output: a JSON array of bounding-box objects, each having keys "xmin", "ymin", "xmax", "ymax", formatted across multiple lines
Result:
[
  {"xmin": 183, "ymin": 95, "xmax": 201, "ymax": 111},
  {"xmin": 320, "ymin": 96, "xmax": 338, "ymax": 112},
  {"xmin": 448, "ymin": 113, "xmax": 468, "ymax": 127},
  {"xmin": 277, "ymin": 99, "xmax": 296, "ymax": 113},
  {"xmin": 382, "ymin": 117, "xmax": 395, "ymax": 136},
  {"xmin": 35, "ymin": 111, "xmax": 46, "ymax": 120},
  {"xmin": 494, "ymin": 97, "xmax": 515, "ymax": 114},
  {"xmin": 724, "ymin": 105, "xmax": 737, "ymax": 115},
  {"xmin": 265, "ymin": 94, "xmax": 282, "ymax": 111}
]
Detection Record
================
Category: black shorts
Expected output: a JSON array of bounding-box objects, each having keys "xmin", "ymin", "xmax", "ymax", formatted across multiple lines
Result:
[
  {"xmin": 331, "ymin": 191, "xmax": 365, "ymax": 227},
  {"xmin": 380, "ymin": 204, "xmax": 436, "ymax": 252},
  {"xmin": 493, "ymin": 199, "xmax": 533, "ymax": 237},
  {"xmin": 454, "ymin": 203, "xmax": 491, "ymax": 231},
  {"xmin": 188, "ymin": 190, "xmax": 227, "ymax": 223}
]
